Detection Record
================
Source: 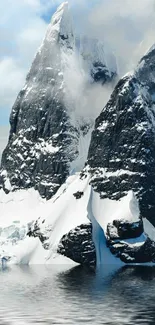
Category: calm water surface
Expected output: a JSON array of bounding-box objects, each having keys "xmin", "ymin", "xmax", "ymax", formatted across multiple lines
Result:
[{"xmin": 0, "ymin": 264, "xmax": 155, "ymax": 324}]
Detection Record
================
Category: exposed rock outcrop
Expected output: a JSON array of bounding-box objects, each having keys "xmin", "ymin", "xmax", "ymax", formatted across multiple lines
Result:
[{"xmin": 58, "ymin": 224, "xmax": 96, "ymax": 266}]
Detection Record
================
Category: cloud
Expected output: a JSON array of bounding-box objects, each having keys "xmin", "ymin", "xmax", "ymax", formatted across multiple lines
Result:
[
  {"xmin": 62, "ymin": 49, "xmax": 114, "ymax": 127},
  {"xmin": 88, "ymin": 0, "xmax": 155, "ymax": 75},
  {"xmin": 0, "ymin": 126, "xmax": 9, "ymax": 159},
  {"xmin": 0, "ymin": 58, "xmax": 26, "ymax": 109},
  {"xmin": 60, "ymin": 0, "xmax": 155, "ymax": 130}
]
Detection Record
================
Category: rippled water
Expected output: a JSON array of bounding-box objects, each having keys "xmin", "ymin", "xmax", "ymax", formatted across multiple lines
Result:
[{"xmin": 0, "ymin": 264, "xmax": 155, "ymax": 324}]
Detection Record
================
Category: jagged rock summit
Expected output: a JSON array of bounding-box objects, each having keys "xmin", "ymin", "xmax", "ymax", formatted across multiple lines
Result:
[{"xmin": 0, "ymin": 2, "xmax": 117, "ymax": 200}]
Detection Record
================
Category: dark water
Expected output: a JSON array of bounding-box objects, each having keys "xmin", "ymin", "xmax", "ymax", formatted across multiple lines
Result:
[{"xmin": 0, "ymin": 264, "xmax": 155, "ymax": 324}]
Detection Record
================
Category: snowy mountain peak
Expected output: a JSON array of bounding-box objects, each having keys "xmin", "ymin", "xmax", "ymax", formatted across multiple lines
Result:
[
  {"xmin": 51, "ymin": 1, "xmax": 69, "ymax": 26},
  {"xmin": 56, "ymin": 1, "xmax": 68, "ymax": 12},
  {"xmin": 49, "ymin": 1, "xmax": 74, "ymax": 48},
  {"xmin": 0, "ymin": 1, "xmax": 118, "ymax": 200}
]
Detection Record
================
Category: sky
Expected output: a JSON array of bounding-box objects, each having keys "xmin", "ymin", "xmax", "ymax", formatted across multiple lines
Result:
[{"xmin": 0, "ymin": 0, "xmax": 155, "ymax": 154}]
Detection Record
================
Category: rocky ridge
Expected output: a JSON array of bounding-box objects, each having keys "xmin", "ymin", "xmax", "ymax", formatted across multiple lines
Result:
[{"xmin": 87, "ymin": 45, "xmax": 155, "ymax": 226}]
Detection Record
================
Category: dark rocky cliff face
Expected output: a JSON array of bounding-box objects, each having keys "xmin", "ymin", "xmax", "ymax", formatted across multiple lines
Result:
[
  {"xmin": 0, "ymin": 3, "xmax": 117, "ymax": 200},
  {"xmin": 87, "ymin": 45, "xmax": 155, "ymax": 226},
  {"xmin": 0, "ymin": 3, "xmax": 77, "ymax": 199}
]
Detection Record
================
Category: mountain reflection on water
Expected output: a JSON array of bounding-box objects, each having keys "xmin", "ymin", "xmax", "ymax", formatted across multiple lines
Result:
[{"xmin": 0, "ymin": 264, "xmax": 155, "ymax": 324}]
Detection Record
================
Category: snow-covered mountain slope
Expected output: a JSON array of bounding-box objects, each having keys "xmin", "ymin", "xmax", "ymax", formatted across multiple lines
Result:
[
  {"xmin": 0, "ymin": 2, "xmax": 117, "ymax": 200},
  {"xmin": 0, "ymin": 174, "xmax": 93, "ymax": 265},
  {"xmin": 87, "ymin": 44, "xmax": 155, "ymax": 227},
  {"xmin": 1, "ymin": 170, "xmax": 154, "ymax": 266}
]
